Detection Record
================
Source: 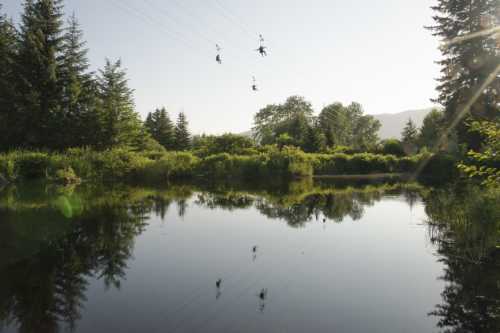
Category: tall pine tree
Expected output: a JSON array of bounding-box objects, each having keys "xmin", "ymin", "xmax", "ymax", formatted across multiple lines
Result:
[
  {"xmin": 428, "ymin": 0, "xmax": 499, "ymax": 149},
  {"xmin": 401, "ymin": 118, "xmax": 419, "ymax": 154},
  {"xmin": 59, "ymin": 14, "xmax": 98, "ymax": 147},
  {"xmin": 145, "ymin": 107, "xmax": 175, "ymax": 149},
  {"xmin": 174, "ymin": 112, "xmax": 191, "ymax": 151},
  {"xmin": 16, "ymin": 0, "xmax": 65, "ymax": 149},
  {"xmin": 0, "ymin": 6, "xmax": 18, "ymax": 150},
  {"xmin": 96, "ymin": 59, "xmax": 143, "ymax": 149}
]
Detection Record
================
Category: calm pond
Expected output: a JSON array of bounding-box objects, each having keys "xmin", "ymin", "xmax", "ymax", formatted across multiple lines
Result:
[{"xmin": 0, "ymin": 180, "xmax": 498, "ymax": 333}]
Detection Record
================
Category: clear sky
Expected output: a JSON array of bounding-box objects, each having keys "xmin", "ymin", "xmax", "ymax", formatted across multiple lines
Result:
[{"xmin": 3, "ymin": 0, "xmax": 441, "ymax": 134}]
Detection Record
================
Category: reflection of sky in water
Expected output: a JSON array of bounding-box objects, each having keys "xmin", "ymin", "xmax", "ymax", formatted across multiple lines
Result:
[{"xmin": 59, "ymin": 194, "xmax": 443, "ymax": 333}]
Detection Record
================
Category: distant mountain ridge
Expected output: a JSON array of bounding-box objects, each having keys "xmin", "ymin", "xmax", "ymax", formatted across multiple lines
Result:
[
  {"xmin": 373, "ymin": 108, "xmax": 436, "ymax": 140},
  {"xmin": 238, "ymin": 108, "xmax": 436, "ymax": 140}
]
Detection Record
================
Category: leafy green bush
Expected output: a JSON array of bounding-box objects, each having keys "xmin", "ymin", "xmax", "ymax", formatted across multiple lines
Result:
[
  {"xmin": 268, "ymin": 146, "xmax": 313, "ymax": 178},
  {"xmin": 418, "ymin": 152, "xmax": 458, "ymax": 185},
  {"xmin": 0, "ymin": 149, "xmax": 432, "ymax": 184},
  {"xmin": 53, "ymin": 167, "xmax": 81, "ymax": 185},
  {"xmin": 139, "ymin": 151, "xmax": 199, "ymax": 182},
  {"xmin": 311, "ymin": 153, "xmax": 421, "ymax": 175},
  {"xmin": 14, "ymin": 152, "xmax": 52, "ymax": 179},
  {"xmin": 379, "ymin": 139, "xmax": 406, "ymax": 157},
  {"xmin": 0, "ymin": 154, "xmax": 16, "ymax": 181},
  {"xmin": 192, "ymin": 134, "xmax": 256, "ymax": 157}
]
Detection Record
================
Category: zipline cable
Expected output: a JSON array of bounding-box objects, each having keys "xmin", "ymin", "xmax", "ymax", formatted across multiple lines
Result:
[
  {"xmin": 172, "ymin": 0, "xmax": 258, "ymax": 53},
  {"xmin": 212, "ymin": 0, "xmax": 256, "ymax": 38},
  {"xmin": 107, "ymin": 0, "xmax": 205, "ymax": 58},
  {"xmin": 142, "ymin": 0, "xmax": 215, "ymax": 48}
]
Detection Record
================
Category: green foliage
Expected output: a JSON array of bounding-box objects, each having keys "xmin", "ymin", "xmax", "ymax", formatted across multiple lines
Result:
[
  {"xmin": 311, "ymin": 152, "xmax": 423, "ymax": 175},
  {"xmin": 253, "ymin": 96, "xmax": 314, "ymax": 147},
  {"xmin": 140, "ymin": 152, "xmax": 199, "ymax": 182},
  {"xmin": 401, "ymin": 118, "xmax": 419, "ymax": 154},
  {"xmin": 15, "ymin": 0, "xmax": 65, "ymax": 149},
  {"xmin": 303, "ymin": 124, "xmax": 327, "ymax": 153},
  {"xmin": 174, "ymin": 112, "xmax": 191, "ymax": 151},
  {"xmin": 425, "ymin": 184, "xmax": 500, "ymax": 331},
  {"xmin": 144, "ymin": 107, "xmax": 175, "ymax": 149},
  {"xmin": 418, "ymin": 109, "xmax": 444, "ymax": 150},
  {"xmin": 0, "ymin": 149, "xmax": 436, "ymax": 184},
  {"xmin": 0, "ymin": 3, "xmax": 151, "ymax": 152},
  {"xmin": 53, "ymin": 166, "xmax": 81, "ymax": 185},
  {"xmin": 268, "ymin": 146, "xmax": 313, "ymax": 178},
  {"xmin": 425, "ymin": 185, "xmax": 500, "ymax": 260},
  {"xmin": 195, "ymin": 146, "xmax": 313, "ymax": 180},
  {"xmin": 96, "ymin": 59, "xmax": 144, "ymax": 149},
  {"xmin": 428, "ymin": 0, "xmax": 499, "ymax": 149},
  {"xmin": 12, "ymin": 152, "xmax": 53, "ymax": 179},
  {"xmin": 0, "ymin": 7, "xmax": 18, "ymax": 150},
  {"xmin": 192, "ymin": 133, "xmax": 256, "ymax": 157},
  {"xmin": 418, "ymin": 152, "xmax": 458, "ymax": 185},
  {"xmin": 379, "ymin": 139, "xmax": 406, "ymax": 157},
  {"xmin": 318, "ymin": 102, "xmax": 381, "ymax": 150},
  {"xmin": 458, "ymin": 119, "xmax": 500, "ymax": 187},
  {"xmin": 252, "ymin": 97, "xmax": 380, "ymax": 152},
  {"xmin": 58, "ymin": 14, "xmax": 99, "ymax": 148}
]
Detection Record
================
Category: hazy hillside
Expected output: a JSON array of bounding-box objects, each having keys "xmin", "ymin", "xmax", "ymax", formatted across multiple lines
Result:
[
  {"xmin": 373, "ymin": 108, "xmax": 435, "ymax": 140},
  {"xmin": 240, "ymin": 108, "xmax": 436, "ymax": 140}
]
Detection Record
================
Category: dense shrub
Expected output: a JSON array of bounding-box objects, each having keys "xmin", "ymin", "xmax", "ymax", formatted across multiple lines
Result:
[
  {"xmin": 192, "ymin": 134, "xmax": 256, "ymax": 157},
  {"xmin": 140, "ymin": 152, "xmax": 199, "ymax": 182},
  {"xmin": 0, "ymin": 149, "xmax": 433, "ymax": 184},
  {"xmin": 196, "ymin": 147, "xmax": 312, "ymax": 180},
  {"xmin": 311, "ymin": 153, "xmax": 423, "ymax": 175},
  {"xmin": 418, "ymin": 152, "xmax": 458, "ymax": 185},
  {"xmin": 53, "ymin": 167, "xmax": 81, "ymax": 185},
  {"xmin": 379, "ymin": 139, "xmax": 406, "ymax": 157}
]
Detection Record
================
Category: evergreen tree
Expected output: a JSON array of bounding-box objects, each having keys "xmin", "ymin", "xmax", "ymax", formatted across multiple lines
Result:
[
  {"xmin": 96, "ymin": 59, "xmax": 143, "ymax": 149},
  {"xmin": 16, "ymin": 0, "xmax": 65, "ymax": 149},
  {"xmin": 144, "ymin": 112, "xmax": 154, "ymax": 135},
  {"xmin": 174, "ymin": 112, "xmax": 191, "ymax": 151},
  {"xmin": 401, "ymin": 118, "xmax": 419, "ymax": 154},
  {"xmin": 419, "ymin": 109, "xmax": 444, "ymax": 150},
  {"xmin": 58, "ymin": 14, "xmax": 97, "ymax": 147},
  {"xmin": 0, "ymin": 6, "xmax": 18, "ymax": 150},
  {"xmin": 145, "ymin": 107, "xmax": 175, "ymax": 149},
  {"xmin": 428, "ymin": 0, "xmax": 499, "ymax": 149},
  {"xmin": 303, "ymin": 124, "xmax": 326, "ymax": 153}
]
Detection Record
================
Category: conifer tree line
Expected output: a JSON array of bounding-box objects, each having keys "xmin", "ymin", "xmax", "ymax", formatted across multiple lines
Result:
[
  {"xmin": 144, "ymin": 108, "xmax": 191, "ymax": 151},
  {"xmin": 428, "ymin": 0, "xmax": 499, "ymax": 150},
  {"xmin": 0, "ymin": 0, "xmax": 191, "ymax": 152}
]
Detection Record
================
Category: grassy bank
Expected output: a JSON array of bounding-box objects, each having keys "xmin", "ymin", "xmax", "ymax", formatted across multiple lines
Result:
[{"xmin": 0, "ymin": 147, "xmax": 449, "ymax": 185}]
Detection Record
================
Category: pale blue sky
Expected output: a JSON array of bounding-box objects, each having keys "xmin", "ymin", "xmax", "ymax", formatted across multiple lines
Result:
[{"xmin": 3, "ymin": 0, "xmax": 441, "ymax": 134}]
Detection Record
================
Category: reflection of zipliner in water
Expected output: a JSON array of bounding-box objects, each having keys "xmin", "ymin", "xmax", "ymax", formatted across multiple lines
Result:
[
  {"xmin": 258, "ymin": 288, "xmax": 268, "ymax": 312},
  {"xmin": 216, "ymin": 278, "xmax": 222, "ymax": 299}
]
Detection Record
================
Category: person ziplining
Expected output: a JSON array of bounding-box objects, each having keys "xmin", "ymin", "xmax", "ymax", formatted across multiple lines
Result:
[
  {"xmin": 256, "ymin": 34, "xmax": 267, "ymax": 57},
  {"xmin": 216, "ymin": 44, "xmax": 222, "ymax": 64},
  {"xmin": 252, "ymin": 76, "xmax": 258, "ymax": 91}
]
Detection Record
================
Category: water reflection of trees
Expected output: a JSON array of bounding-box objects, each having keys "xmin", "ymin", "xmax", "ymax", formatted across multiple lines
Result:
[
  {"xmin": 0, "ymin": 181, "xmax": 424, "ymax": 331},
  {"xmin": 425, "ymin": 186, "xmax": 500, "ymax": 333},
  {"xmin": 195, "ymin": 182, "xmax": 419, "ymax": 227},
  {"xmin": 0, "ymin": 186, "xmax": 166, "ymax": 332}
]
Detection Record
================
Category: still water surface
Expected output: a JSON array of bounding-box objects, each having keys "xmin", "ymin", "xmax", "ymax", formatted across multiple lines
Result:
[{"xmin": 0, "ymin": 181, "xmax": 496, "ymax": 332}]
